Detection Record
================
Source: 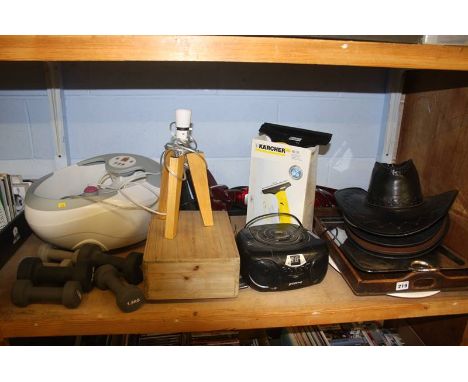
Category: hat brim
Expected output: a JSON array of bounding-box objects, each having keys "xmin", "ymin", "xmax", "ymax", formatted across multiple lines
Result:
[
  {"xmin": 335, "ymin": 188, "xmax": 457, "ymax": 237},
  {"xmin": 345, "ymin": 216, "xmax": 448, "ymax": 247},
  {"xmin": 345, "ymin": 218, "xmax": 448, "ymax": 256}
]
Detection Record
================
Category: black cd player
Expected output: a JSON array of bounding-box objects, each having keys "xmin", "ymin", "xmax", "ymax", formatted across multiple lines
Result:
[{"xmin": 236, "ymin": 214, "xmax": 328, "ymax": 291}]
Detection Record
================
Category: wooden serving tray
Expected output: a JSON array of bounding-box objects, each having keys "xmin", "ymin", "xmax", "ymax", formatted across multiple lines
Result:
[{"xmin": 314, "ymin": 208, "xmax": 468, "ymax": 296}]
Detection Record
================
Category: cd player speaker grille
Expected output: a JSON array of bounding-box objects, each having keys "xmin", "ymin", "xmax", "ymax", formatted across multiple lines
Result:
[{"xmin": 249, "ymin": 259, "xmax": 280, "ymax": 289}]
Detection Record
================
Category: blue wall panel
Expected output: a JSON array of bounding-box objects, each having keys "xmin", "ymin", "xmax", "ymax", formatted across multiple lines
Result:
[
  {"xmin": 1, "ymin": 62, "xmax": 389, "ymax": 188},
  {"xmin": 0, "ymin": 99, "xmax": 32, "ymax": 159}
]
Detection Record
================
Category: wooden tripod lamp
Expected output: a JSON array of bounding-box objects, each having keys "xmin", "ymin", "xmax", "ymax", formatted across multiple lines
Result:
[{"xmin": 157, "ymin": 109, "xmax": 213, "ymax": 239}]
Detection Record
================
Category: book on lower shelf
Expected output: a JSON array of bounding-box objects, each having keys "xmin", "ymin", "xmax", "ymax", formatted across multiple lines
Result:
[
  {"xmin": 0, "ymin": 172, "xmax": 33, "ymax": 269},
  {"xmin": 0, "ymin": 211, "xmax": 32, "ymax": 269},
  {"xmin": 8, "ymin": 323, "xmax": 424, "ymax": 346},
  {"xmin": 0, "ymin": 197, "xmax": 8, "ymax": 230},
  {"xmin": 0, "ymin": 173, "xmax": 31, "ymax": 229},
  {"xmin": 281, "ymin": 322, "xmax": 404, "ymax": 346},
  {"xmin": 119, "ymin": 332, "xmax": 243, "ymax": 346}
]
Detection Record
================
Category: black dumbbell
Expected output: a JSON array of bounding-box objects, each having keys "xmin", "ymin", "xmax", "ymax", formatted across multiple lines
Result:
[
  {"xmin": 17, "ymin": 257, "xmax": 94, "ymax": 292},
  {"xmin": 37, "ymin": 244, "xmax": 76, "ymax": 262},
  {"xmin": 11, "ymin": 280, "xmax": 83, "ymax": 308},
  {"xmin": 44, "ymin": 259, "xmax": 73, "ymax": 267},
  {"xmin": 94, "ymin": 264, "xmax": 145, "ymax": 313},
  {"xmin": 38, "ymin": 243, "xmax": 143, "ymax": 285}
]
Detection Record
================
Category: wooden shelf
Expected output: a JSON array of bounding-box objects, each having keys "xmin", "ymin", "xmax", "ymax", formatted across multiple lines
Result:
[
  {"xmin": 0, "ymin": 36, "xmax": 467, "ymax": 70},
  {"xmin": 2, "ymin": 235, "xmax": 468, "ymax": 339},
  {"xmin": 0, "ymin": 35, "xmax": 467, "ymax": 342}
]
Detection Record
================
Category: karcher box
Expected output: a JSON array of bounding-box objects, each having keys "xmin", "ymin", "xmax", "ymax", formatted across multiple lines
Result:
[{"xmin": 246, "ymin": 135, "xmax": 319, "ymax": 230}]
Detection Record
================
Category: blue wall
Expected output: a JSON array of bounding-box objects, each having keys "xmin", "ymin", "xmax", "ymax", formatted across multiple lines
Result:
[{"xmin": 0, "ymin": 62, "xmax": 388, "ymax": 189}]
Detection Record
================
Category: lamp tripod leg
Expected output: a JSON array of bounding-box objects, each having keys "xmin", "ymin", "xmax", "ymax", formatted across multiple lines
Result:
[
  {"xmin": 164, "ymin": 155, "xmax": 185, "ymax": 239},
  {"xmin": 157, "ymin": 151, "xmax": 171, "ymax": 220},
  {"xmin": 186, "ymin": 152, "xmax": 213, "ymax": 227}
]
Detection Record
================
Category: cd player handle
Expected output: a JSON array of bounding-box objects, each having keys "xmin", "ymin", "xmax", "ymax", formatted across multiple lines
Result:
[{"xmin": 245, "ymin": 212, "xmax": 303, "ymax": 228}]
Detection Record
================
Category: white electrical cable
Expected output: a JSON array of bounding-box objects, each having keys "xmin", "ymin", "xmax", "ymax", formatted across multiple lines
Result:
[
  {"xmin": 97, "ymin": 171, "xmax": 166, "ymax": 216},
  {"xmin": 69, "ymin": 120, "xmax": 208, "ymax": 216},
  {"xmin": 118, "ymin": 182, "xmax": 163, "ymax": 215}
]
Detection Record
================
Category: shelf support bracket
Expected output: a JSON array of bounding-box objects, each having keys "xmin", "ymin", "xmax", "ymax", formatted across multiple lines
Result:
[
  {"xmin": 379, "ymin": 69, "xmax": 406, "ymax": 163},
  {"xmin": 45, "ymin": 62, "xmax": 69, "ymax": 170}
]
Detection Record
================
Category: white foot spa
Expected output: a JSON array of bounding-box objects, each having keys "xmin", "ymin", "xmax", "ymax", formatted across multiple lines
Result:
[{"xmin": 25, "ymin": 153, "xmax": 161, "ymax": 251}]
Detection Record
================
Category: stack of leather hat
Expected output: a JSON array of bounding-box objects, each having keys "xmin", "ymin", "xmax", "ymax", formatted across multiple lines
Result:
[{"xmin": 334, "ymin": 160, "xmax": 458, "ymax": 259}]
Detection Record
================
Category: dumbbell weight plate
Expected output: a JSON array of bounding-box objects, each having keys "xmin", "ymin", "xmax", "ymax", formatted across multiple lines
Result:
[
  {"xmin": 116, "ymin": 287, "xmax": 145, "ymax": 313},
  {"xmin": 17, "ymin": 257, "xmax": 42, "ymax": 281},
  {"xmin": 11, "ymin": 279, "xmax": 33, "ymax": 307},
  {"xmin": 62, "ymin": 281, "xmax": 83, "ymax": 308},
  {"xmin": 122, "ymin": 252, "xmax": 144, "ymax": 285},
  {"xmin": 73, "ymin": 261, "xmax": 95, "ymax": 292}
]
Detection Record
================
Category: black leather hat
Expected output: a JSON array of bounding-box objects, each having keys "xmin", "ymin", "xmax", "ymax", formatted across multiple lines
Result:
[
  {"xmin": 345, "ymin": 216, "xmax": 448, "ymax": 248},
  {"xmin": 345, "ymin": 217, "xmax": 448, "ymax": 257},
  {"xmin": 335, "ymin": 160, "xmax": 458, "ymax": 237}
]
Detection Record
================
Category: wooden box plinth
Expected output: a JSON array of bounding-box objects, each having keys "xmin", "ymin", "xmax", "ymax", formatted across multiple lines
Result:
[{"xmin": 143, "ymin": 211, "xmax": 240, "ymax": 300}]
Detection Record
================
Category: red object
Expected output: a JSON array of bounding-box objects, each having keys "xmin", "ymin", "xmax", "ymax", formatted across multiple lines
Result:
[
  {"xmin": 83, "ymin": 185, "xmax": 99, "ymax": 194},
  {"xmin": 227, "ymin": 186, "xmax": 249, "ymax": 207},
  {"xmin": 209, "ymin": 184, "xmax": 336, "ymax": 211},
  {"xmin": 315, "ymin": 185, "xmax": 337, "ymax": 208},
  {"xmin": 209, "ymin": 185, "xmax": 249, "ymax": 211},
  {"xmin": 209, "ymin": 185, "xmax": 231, "ymax": 210}
]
